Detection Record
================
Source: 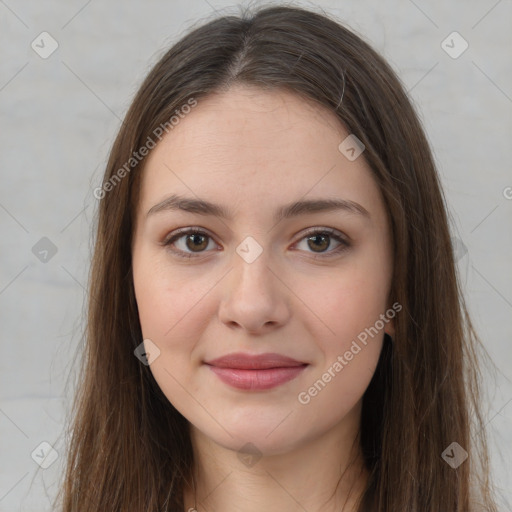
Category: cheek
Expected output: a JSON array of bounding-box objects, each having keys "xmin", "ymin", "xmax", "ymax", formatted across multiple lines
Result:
[
  {"xmin": 301, "ymin": 279, "xmax": 385, "ymax": 396},
  {"xmin": 133, "ymin": 242, "xmax": 207, "ymax": 339},
  {"xmin": 291, "ymin": 249, "xmax": 390, "ymax": 410},
  {"xmin": 132, "ymin": 254, "xmax": 223, "ymax": 409},
  {"xmin": 132, "ymin": 256, "xmax": 213, "ymax": 410},
  {"xmin": 299, "ymin": 255, "xmax": 390, "ymax": 349},
  {"xmin": 294, "ymin": 271, "xmax": 387, "ymax": 427},
  {"xmin": 135, "ymin": 275, "xmax": 213, "ymax": 357},
  {"xmin": 296, "ymin": 336, "xmax": 382, "ymax": 440}
]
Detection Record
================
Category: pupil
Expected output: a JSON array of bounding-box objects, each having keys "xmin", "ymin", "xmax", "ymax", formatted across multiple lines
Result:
[
  {"xmin": 187, "ymin": 234, "xmax": 207, "ymax": 251},
  {"xmin": 308, "ymin": 234, "xmax": 329, "ymax": 252}
]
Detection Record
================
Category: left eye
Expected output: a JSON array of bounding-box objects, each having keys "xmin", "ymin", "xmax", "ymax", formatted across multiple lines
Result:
[
  {"xmin": 163, "ymin": 227, "xmax": 349, "ymax": 259},
  {"xmin": 294, "ymin": 228, "xmax": 348, "ymax": 255},
  {"xmin": 164, "ymin": 228, "xmax": 218, "ymax": 257}
]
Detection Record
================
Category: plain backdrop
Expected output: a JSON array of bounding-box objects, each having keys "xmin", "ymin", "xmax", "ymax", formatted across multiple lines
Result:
[{"xmin": 0, "ymin": 0, "xmax": 511, "ymax": 510}]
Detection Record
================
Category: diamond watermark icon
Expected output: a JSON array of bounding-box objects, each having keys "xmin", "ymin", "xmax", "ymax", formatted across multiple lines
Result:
[
  {"xmin": 338, "ymin": 134, "xmax": 365, "ymax": 161},
  {"xmin": 134, "ymin": 339, "xmax": 161, "ymax": 366},
  {"xmin": 31, "ymin": 31, "xmax": 59, "ymax": 59},
  {"xmin": 236, "ymin": 236, "xmax": 263, "ymax": 264},
  {"xmin": 441, "ymin": 32, "xmax": 468, "ymax": 59},
  {"xmin": 441, "ymin": 441, "xmax": 468, "ymax": 469},
  {"xmin": 32, "ymin": 237, "xmax": 58, "ymax": 263},
  {"xmin": 31, "ymin": 441, "xmax": 59, "ymax": 469},
  {"xmin": 237, "ymin": 442, "xmax": 262, "ymax": 468},
  {"xmin": 451, "ymin": 237, "xmax": 468, "ymax": 262}
]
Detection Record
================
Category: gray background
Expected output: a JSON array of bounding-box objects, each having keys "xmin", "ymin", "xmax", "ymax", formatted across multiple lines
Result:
[{"xmin": 0, "ymin": 0, "xmax": 511, "ymax": 510}]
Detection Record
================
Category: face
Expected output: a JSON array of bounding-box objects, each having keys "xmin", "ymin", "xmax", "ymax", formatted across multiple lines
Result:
[{"xmin": 132, "ymin": 84, "xmax": 394, "ymax": 456}]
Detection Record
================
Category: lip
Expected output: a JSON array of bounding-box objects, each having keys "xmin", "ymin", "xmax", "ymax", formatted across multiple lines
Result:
[
  {"xmin": 204, "ymin": 352, "xmax": 308, "ymax": 391},
  {"xmin": 205, "ymin": 352, "xmax": 306, "ymax": 369}
]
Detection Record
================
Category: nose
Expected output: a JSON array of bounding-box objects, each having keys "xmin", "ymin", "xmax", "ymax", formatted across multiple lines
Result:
[{"xmin": 218, "ymin": 246, "xmax": 291, "ymax": 334}]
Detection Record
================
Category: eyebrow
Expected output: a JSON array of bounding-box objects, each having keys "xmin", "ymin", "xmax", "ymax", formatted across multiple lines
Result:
[{"xmin": 146, "ymin": 193, "xmax": 371, "ymax": 223}]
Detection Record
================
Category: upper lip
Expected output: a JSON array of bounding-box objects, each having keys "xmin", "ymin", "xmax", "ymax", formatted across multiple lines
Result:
[{"xmin": 204, "ymin": 352, "xmax": 307, "ymax": 370}]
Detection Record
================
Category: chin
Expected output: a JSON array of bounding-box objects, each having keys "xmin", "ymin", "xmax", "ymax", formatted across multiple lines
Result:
[{"xmin": 201, "ymin": 420, "xmax": 305, "ymax": 457}]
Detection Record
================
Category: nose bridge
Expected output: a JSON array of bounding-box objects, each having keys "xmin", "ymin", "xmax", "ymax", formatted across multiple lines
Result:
[
  {"xmin": 218, "ymin": 234, "xmax": 290, "ymax": 331},
  {"xmin": 231, "ymin": 235, "xmax": 274, "ymax": 295}
]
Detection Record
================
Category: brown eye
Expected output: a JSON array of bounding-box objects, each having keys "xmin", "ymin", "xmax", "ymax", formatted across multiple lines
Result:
[
  {"xmin": 164, "ymin": 228, "xmax": 217, "ymax": 258},
  {"xmin": 306, "ymin": 233, "xmax": 331, "ymax": 252},
  {"xmin": 185, "ymin": 233, "xmax": 209, "ymax": 252},
  {"xmin": 294, "ymin": 228, "xmax": 349, "ymax": 257}
]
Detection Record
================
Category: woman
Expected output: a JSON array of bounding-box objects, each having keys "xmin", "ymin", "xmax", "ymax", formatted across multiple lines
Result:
[{"xmin": 56, "ymin": 5, "xmax": 499, "ymax": 511}]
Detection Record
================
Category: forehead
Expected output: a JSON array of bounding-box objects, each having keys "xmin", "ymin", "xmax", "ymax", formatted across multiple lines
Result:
[
  {"xmin": 138, "ymin": 85, "xmax": 383, "ymax": 220},
  {"xmin": 149, "ymin": 85, "xmax": 346, "ymax": 164}
]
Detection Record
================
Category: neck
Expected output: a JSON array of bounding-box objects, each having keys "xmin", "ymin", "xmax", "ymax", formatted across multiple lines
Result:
[{"xmin": 182, "ymin": 414, "xmax": 369, "ymax": 512}]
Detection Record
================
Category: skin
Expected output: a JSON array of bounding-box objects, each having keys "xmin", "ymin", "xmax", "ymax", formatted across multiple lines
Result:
[{"xmin": 131, "ymin": 84, "xmax": 395, "ymax": 512}]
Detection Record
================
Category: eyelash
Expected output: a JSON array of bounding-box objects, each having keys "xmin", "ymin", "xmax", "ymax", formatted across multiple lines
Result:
[{"xmin": 162, "ymin": 227, "xmax": 350, "ymax": 260}]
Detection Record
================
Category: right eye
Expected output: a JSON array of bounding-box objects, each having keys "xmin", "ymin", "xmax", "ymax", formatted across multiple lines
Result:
[{"xmin": 163, "ymin": 228, "xmax": 220, "ymax": 259}]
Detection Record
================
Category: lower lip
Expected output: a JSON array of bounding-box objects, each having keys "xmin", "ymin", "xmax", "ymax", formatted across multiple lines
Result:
[{"xmin": 206, "ymin": 365, "xmax": 308, "ymax": 390}]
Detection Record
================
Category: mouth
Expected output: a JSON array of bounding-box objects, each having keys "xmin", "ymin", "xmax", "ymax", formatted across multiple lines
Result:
[{"xmin": 203, "ymin": 352, "xmax": 308, "ymax": 391}]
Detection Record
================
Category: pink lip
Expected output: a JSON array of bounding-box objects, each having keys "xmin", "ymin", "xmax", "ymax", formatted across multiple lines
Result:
[{"xmin": 204, "ymin": 352, "xmax": 308, "ymax": 391}]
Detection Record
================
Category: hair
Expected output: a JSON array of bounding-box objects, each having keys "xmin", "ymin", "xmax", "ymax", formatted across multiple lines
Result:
[{"xmin": 55, "ymin": 3, "xmax": 500, "ymax": 511}]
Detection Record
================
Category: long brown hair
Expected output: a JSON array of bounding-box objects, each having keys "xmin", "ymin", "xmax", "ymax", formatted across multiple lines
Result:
[{"xmin": 55, "ymin": 4, "xmax": 499, "ymax": 511}]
